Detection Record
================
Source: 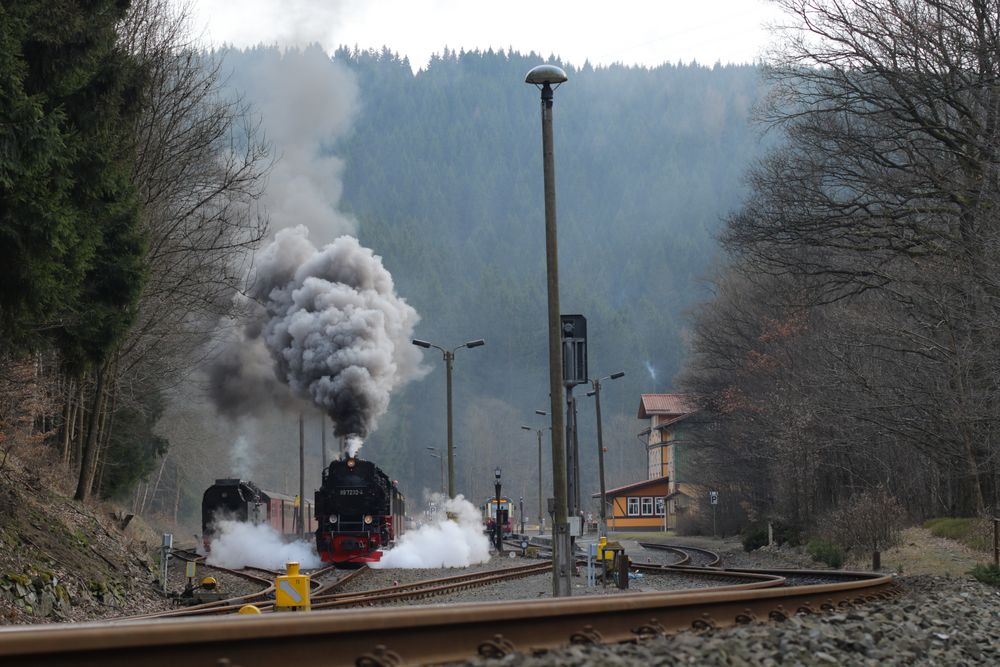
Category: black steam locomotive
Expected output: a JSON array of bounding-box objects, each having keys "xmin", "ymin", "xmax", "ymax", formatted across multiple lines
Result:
[
  {"xmin": 314, "ymin": 457, "xmax": 405, "ymax": 566},
  {"xmin": 201, "ymin": 478, "xmax": 316, "ymax": 551}
]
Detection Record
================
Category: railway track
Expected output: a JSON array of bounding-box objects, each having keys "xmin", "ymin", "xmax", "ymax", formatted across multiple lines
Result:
[
  {"xmin": 638, "ymin": 541, "xmax": 722, "ymax": 567},
  {"xmin": 0, "ymin": 565, "xmax": 901, "ymax": 666},
  {"xmin": 126, "ymin": 550, "xmax": 350, "ymax": 619}
]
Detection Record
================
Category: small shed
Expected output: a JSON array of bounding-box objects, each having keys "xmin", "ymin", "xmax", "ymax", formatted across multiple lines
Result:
[{"xmin": 593, "ymin": 477, "xmax": 670, "ymax": 532}]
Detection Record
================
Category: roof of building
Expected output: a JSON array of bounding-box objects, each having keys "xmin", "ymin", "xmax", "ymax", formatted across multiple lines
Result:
[
  {"xmin": 638, "ymin": 393, "xmax": 696, "ymax": 419},
  {"xmin": 592, "ymin": 477, "xmax": 670, "ymax": 498}
]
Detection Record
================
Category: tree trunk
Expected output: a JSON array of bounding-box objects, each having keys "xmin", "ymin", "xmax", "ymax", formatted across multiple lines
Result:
[
  {"xmin": 142, "ymin": 455, "xmax": 168, "ymax": 516},
  {"xmin": 173, "ymin": 466, "xmax": 182, "ymax": 525},
  {"xmin": 72, "ymin": 378, "xmax": 86, "ymax": 468},
  {"xmin": 92, "ymin": 382, "xmax": 118, "ymax": 497},
  {"xmin": 60, "ymin": 379, "xmax": 75, "ymax": 465},
  {"xmin": 74, "ymin": 364, "xmax": 107, "ymax": 502}
]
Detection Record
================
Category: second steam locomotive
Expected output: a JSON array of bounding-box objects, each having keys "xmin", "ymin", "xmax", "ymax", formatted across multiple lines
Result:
[{"xmin": 315, "ymin": 456, "xmax": 405, "ymax": 566}]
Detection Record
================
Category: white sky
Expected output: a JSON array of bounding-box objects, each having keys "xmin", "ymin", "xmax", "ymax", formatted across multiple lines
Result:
[{"xmin": 186, "ymin": 0, "xmax": 783, "ymax": 70}]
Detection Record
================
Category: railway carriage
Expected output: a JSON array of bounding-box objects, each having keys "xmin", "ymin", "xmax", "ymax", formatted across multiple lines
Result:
[{"xmin": 482, "ymin": 496, "xmax": 515, "ymax": 537}]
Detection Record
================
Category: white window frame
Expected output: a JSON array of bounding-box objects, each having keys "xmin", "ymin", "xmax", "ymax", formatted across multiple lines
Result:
[
  {"xmin": 641, "ymin": 497, "xmax": 654, "ymax": 516},
  {"xmin": 655, "ymin": 497, "xmax": 666, "ymax": 516},
  {"xmin": 626, "ymin": 497, "xmax": 640, "ymax": 516}
]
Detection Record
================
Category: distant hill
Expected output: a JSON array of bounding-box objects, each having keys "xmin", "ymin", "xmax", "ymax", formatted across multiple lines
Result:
[{"xmin": 213, "ymin": 46, "xmax": 769, "ymax": 507}]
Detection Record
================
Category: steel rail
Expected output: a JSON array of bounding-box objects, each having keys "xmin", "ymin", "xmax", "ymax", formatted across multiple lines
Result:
[
  {"xmin": 0, "ymin": 570, "xmax": 898, "ymax": 667},
  {"xmin": 312, "ymin": 561, "xmax": 551, "ymax": 603},
  {"xmin": 639, "ymin": 542, "xmax": 721, "ymax": 567},
  {"xmin": 310, "ymin": 562, "xmax": 553, "ymax": 610}
]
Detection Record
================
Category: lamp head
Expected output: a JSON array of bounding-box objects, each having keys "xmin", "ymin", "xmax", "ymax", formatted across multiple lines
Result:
[
  {"xmin": 465, "ymin": 339, "xmax": 485, "ymax": 348},
  {"xmin": 611, "ymin": 371, "xmax": 626, "ymax": 380},
  {"xmin": 494, "ymin": 467, "xmax": 501, "ymax": 480},
  {"xmin": 586, "ymin": 390, "xmax": 596, "ymax": 397},
  {"xmin": 411, "ymin": 339, "xmax": 432, "ymax": 348},
  {"xmin": 521, "ymin": 425, "xmax": 532, "ymax": 431},
  {"xmin": 534, "ymin": 409, "xmax": 547, "ymax": 416},
  {"xmin": 525, "ymin": 64, "xmax": 568, "ymax": 86}
]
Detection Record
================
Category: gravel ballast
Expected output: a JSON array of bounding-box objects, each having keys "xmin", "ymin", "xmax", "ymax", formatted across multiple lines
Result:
[{"xmin": 452, "ymin": 575, "xmax": 1000, "ymax": 666}]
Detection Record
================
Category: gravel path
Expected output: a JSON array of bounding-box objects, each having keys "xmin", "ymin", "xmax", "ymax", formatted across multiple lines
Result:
[{"xmin": 452, "ymin": 575, "xmax": 1000, "ymax": 666}]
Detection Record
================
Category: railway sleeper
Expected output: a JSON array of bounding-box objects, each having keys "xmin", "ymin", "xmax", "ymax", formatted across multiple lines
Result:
[
  {"xmin": 630, "ymin": 618, "xmax": 667, "ymax": 639},
  {"xmin": 355, "ymin": 644, "xmax": 403, "ymax": 667},
  {"xmin": 477, "ymin": 634, "xmax": 516, "ymax": 658},
  {"xmin": 569, "ymin": 624, "xmax": 603, "ymax": 645}
]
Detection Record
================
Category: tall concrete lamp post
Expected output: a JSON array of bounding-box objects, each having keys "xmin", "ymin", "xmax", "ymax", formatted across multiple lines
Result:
[
  {"xmin": 412, "ymin": 338, "xmax": 485, "ymax": 498},
  {"xmin": 521, "ymin": 408, "xmax": 550, "ymax": 535},
  {"xmin": 426, "ymin": 446, "xmax": 445, "ymax": 495},
  {"xmin": 587, "ymin": 371, "xmax": 625, "ymax": 537},
  {"xmin": 525, "ymin": 63, "xmax": 571, "ymax": 597}
]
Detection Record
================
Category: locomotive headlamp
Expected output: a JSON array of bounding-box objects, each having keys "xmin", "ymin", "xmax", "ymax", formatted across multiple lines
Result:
[
  {"xmin": 363, "ymin": 515, "xmax": 373, "ymax": 524},
  {"xmin": 330, "ymin": 514, "xmax": 338, "ymax": 523},
  {"xmin": 347, "ymin": 458, "xmax": 356, "ymax": 468}
]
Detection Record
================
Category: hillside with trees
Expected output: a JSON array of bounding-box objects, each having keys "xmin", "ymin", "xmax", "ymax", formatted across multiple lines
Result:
[
  {"xmin": 200, "ymin": 46, "xmax": 768, "ymax": 512},
  {"xmin": 678, "ymin": 0, "xmax": 1000, "ymax": 537}
]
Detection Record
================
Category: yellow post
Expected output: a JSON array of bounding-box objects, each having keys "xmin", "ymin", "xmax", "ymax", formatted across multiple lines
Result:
[
  {"xmin": 275, "ymin": 561, "xmax": 311, "ymax": 612},
  {"xmin": 597, "ymin": 536, "xmax": 608, "ymax": 561}
]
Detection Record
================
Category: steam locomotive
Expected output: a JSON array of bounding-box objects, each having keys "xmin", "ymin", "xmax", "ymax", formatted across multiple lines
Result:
[
  {"xmin": 201, "ymin": 479, "xmax": 317, "ymax": 551},
  {"xmin": 314, "ymin": 457, "xmax": 405, "ymax": 566}
]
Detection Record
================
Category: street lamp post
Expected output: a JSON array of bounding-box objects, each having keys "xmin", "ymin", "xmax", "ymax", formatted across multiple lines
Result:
[
  {"xmin": 520, "ymin": 496, "xmax": 525, "ymax": 535},
  {"xmin": 412, "ymin": 338, "xmax": 485, "ymax": 498},
  {"xmin": 587, "ymin": 371, "xmax": 625, "ymax": 538},
  {"xmin": 426, "ymin": 447, "xmax": 445, "ymax": 496},
  {"xmin": 525, "ymin": 63, "xmax": 571, "ymax": 597},
  {"xmin": 522, "ymin": 408, "xmax": 549, "ymax": 535},
  {"xmin": 494, "ymin": 467, "xmax": 503, "ymax": 554}
]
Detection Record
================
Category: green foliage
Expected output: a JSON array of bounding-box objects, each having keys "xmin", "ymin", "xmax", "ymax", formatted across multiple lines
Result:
[
  {"xmin": 924, "ymin": 518, "xmax": 990, "ymax": 552},
  {"xmin": 741, "ymin": 524, "xmax": 768, "ymax": 552},
  {"xmin": 970, "ymin": 563, "xmax": 1000, "ymax": 587},
  {"xmin": 98, "ymin": 389, "xmax": 169, "ymax": 500},
  {"xmin": 807, "ymin": 539, "xmax": 844, "ymax": 569},
  {"xmin": 773, "ymin": 523, "xmax": 802, "ymax": 547},
  {"xmin": 0, "ymin": 0, "xmax": 146, "ymax": 359}
]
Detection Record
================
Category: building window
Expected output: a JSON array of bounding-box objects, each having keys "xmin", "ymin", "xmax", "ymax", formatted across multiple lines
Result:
[
  {"xmin": 655, "ymin": 497, "xmax": 665, "ymax": 516},
  {"xmin": 641, "ymin": 497, "xmax": 654, "ymax": 516},
  {"xmin": 627, "ymin": 497, "xmax": 640, "ymax": 516}
]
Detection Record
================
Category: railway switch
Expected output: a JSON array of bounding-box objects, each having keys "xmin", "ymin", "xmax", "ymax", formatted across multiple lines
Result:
[{"xmin": 275, "ymin": 561, "xmax": 311, "ymax": 612}]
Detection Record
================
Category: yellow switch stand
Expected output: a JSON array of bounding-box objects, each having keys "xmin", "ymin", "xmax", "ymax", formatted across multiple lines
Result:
[{"xmin": 275, "ymin": 561, "xmax": 311, "ymax": 612}]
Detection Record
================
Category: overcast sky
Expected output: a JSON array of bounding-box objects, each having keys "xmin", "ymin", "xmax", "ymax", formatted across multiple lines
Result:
[{"xmin": 186, "ymin": 0, "xmax": 782, "ymax": 70}]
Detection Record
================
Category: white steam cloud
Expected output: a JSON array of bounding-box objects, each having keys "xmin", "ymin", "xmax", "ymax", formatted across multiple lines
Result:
[
  {"xmin": 249, "ymin": 45, "xmax": 359, "ymax": 245},
  {"xmin": 228, "ymin": 435, "xmax": 254, "ymax": 479},
  {"xmin": 208, "ymin": 47, "xmax": 427, "ymax": 450},
  {"xmin": 207, "ymin": 520, "xmax": 321, "ymax": 569},
  {"xmin": 373, "ymin": 494, "xmax": 490, "ymax": 569}
]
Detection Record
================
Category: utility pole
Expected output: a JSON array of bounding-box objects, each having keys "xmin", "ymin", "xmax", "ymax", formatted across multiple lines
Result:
[
  {"xmin": 298, "ymin": 412, "xmax": 305, "ymax": 538},
  {"xmin": 588, "ymin": 371, "xmax": 624, "ymax": 538},
  {"xmin": 320, "ymin": 414, "xmax": 327, "ymax": 470}
]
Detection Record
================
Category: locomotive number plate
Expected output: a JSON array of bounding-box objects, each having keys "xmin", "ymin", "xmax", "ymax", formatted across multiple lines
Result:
[{"xmin": 339, "ymin": 489, "xmax": 363, "ymax": 495}]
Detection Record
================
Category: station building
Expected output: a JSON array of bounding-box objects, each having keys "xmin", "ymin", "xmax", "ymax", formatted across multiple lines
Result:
[{"xmin": 595, "ymin": 393, "xmax": 699, "ymax": 532}]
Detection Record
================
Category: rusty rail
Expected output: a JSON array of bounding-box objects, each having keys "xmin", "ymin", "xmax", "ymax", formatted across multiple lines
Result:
[
  {"xmin": 639, "ymin": 542, "xmax": 721, "ymax": 567},
  {"xmin": 0, "ymin": 569, "xmax": 899, "ymax": 667}
]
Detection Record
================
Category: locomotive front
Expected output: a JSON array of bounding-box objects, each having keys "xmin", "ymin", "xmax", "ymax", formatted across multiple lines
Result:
[{"xmin": 315, "ymin": 457, "xmax": 394, "ymax": 565}]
